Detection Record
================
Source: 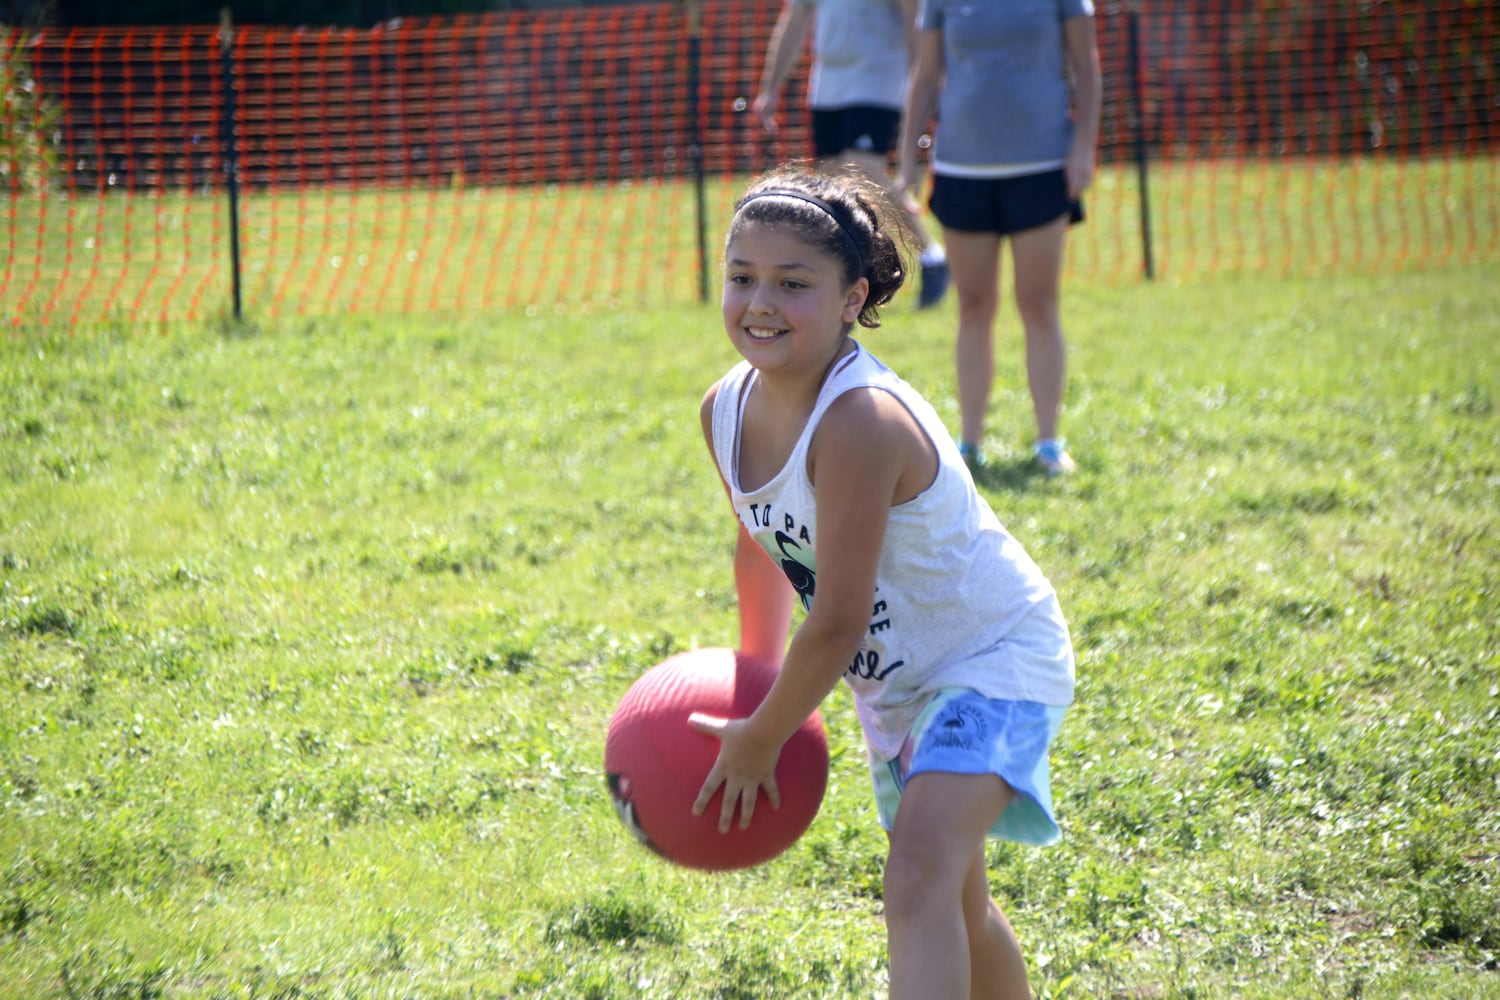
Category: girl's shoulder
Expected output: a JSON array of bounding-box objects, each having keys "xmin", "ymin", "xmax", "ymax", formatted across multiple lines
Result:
[
  {"xmin": 702, "ymin": 361, "xmax": 754, "ymax": 408},
  {"xmin": 813, "ymin": 384, "xmax": 937, "ymax": 506},
  {"xmin": 823, "ymin": 342, "xmax": 910, "ymax": 399},
  {"xmin": 818, "ymin": 383, "xmax": 913, "ymax": 440},
  {"xmin": 700, "ymin": 361, "xmax": 756, "ymax": 449}
]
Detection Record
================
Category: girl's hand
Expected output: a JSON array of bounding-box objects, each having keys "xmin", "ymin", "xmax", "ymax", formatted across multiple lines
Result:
[
  {"xmin": 688, "ymin": 714, "xmax": 783, "ymax": 833},
  {"xmin": 751, "ymin": 92, "xmax": 778, "ymax": 135},
  {"xmin": 1065, "ymin": 145, "xmax": 1096, "ymax": 199}
]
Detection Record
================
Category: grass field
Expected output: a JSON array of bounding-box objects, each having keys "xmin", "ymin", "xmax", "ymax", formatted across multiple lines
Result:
[
  {"xmin": 3, "ymin": 155, "xmax": 1496, "ymax": 329},
  {"xmin": 1, "ymin": 264, "xmax": 1497, "ymax": 998}
]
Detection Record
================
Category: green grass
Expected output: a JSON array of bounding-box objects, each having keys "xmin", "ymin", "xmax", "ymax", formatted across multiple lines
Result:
[
  {"xmin": 3, "ymin": 155, "xmax": 1496, "ymax": 328},
  {"xmin": 2, "ymin": 265, "xmax": 1497, "ymax": 998}
]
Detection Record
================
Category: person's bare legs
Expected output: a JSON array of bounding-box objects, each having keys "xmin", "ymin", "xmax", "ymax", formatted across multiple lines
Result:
[
  {"xmin": 943, "ymin": 228, "xmax": 1004, "ymax": 448},
  {"xmin": 829, "ymin": 149, "xmax": 938, "ymax": 254},
  {"xmin": 1010, "ymin": 215, "xmax": 1070, "ymax": 444},
  {"xmin": 962, "ymin": 848, "xmax": 1028, "ymax": 1000},
  {"xmin": 884, "ymin": 771, "xmax": 1028, "ymax": 1000}
]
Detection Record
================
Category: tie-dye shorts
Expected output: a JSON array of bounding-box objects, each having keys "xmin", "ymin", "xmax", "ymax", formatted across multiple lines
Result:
[{"xmin": 870, "ymin": 689, "xmax": 1068, "ymax": 846}]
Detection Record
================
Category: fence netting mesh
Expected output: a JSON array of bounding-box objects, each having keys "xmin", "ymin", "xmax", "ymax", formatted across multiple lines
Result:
[{"xmin": 2, "ymin": 1, "xmax": 1496, "ymax": 328}]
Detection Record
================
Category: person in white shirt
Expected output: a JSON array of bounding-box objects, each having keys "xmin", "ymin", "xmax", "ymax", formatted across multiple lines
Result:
[{"xmin": 691, "ymin": 166, "xmax": 1075, "ymax": 999}]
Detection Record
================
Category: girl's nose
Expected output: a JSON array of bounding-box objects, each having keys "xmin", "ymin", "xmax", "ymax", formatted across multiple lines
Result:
[{"xmin": 747, "ymin": 283, "xmax": 776, "ymax": 314}]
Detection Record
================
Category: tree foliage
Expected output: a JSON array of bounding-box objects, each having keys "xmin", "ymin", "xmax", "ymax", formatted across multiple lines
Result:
[{"xmin": 1, "ymin": 27, "xmax": 60, "ymax": 192}]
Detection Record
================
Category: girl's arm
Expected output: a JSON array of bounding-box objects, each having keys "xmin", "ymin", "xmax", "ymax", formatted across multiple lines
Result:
[
  {"xmin": 897, "ymin": 27, "xmax": 944, "ymax": 194},
  {"xmin": 896, "ymin": 0, "xmax": 921, "ymax": 63},
  {"xmin": 1063, "ymin": 13, "xmax": 1102, "ymax": 198},
  {"xmin": 701, "ymin": 384, "xmax": 795, "ymax": 666},
  {"xmin": 753, "ymin": 1, "xmax": 815, "ymax": 133},
  {"xmin": 734, "ymin": 523, "xmax": 795, "ymax": 668},
  {"xmin": 692, "ymin": 386, "xmax": 930, "ymax": 833}
]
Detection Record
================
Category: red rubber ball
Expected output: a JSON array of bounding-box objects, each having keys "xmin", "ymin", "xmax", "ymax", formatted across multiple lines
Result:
[{"xmin": 605, "ymin": 648, "xmax": 829, "ymax": 871}]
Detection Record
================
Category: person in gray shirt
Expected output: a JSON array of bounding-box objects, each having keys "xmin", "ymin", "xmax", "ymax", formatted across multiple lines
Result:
[
  {"xmin": 754, "ymin": 0, "xmax": 951, "ymax": 308},
  {"xmin": 899, "ymin": 0, "xmax": 1101, "ymax": 476}
]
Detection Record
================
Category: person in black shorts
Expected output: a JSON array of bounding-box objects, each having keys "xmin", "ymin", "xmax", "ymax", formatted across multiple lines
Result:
[
  {"xmin": 899, "ymin": 0, "xmax": 1102, "ymax": 474},
  {"xmin": 753, "ymin": 0, "xmax": 950, "ymax": 309}
]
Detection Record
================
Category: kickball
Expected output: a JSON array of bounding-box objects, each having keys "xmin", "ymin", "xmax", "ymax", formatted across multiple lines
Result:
[{"xmin": 605, "ymin": 648, "xmax": 829, "ymax": 871}]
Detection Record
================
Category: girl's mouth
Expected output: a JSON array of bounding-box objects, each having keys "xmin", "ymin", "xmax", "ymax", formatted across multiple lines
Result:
[{"xmin": 746, "ymin": 326, "xmax": 786, "ymax": 342}]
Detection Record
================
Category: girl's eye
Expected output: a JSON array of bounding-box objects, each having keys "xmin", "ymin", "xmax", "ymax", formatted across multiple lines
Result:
[{"xmin": 781, "ymin": 280, "xmax": 806, "ymax": 290}]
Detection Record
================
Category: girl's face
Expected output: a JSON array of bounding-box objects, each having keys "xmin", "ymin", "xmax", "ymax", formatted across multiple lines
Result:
[{"xmin": 722, "ymin": 223, "xmax": 868, "ymax": 377}]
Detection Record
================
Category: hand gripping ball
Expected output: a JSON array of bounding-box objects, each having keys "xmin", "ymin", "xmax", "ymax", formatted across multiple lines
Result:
[{"xmin": 605, "ymin": 648, "xmax": 829, "ymax": 871}]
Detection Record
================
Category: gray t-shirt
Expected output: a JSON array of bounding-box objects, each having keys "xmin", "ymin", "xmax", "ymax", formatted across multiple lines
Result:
[
  {"xmin": 918, "ymin": 0, "xmax": 1094, "ymax": 175},
  {"xmin": 797, "ymin": 0, "xmax": 909, "ymax": 111}
]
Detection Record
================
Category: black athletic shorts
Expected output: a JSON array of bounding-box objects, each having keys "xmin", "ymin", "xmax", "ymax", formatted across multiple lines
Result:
[
  {"xmin": 929, "ymin": 169, "xmax": 1085, "ymax": 235},
  {"xmin": 811, "ymin": 106, "xmax": 901, "ymax": 159}
]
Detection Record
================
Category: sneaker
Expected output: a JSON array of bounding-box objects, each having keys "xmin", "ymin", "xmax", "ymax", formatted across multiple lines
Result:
[
  {"xmin": 1034, "ymin": 439, "xmax": 1076, "ymax": 476},
  {"xmin": 958, "ymin": 441, "xmax": 984, "ymax": 470},
  {"xmin": 918, "ymin": 259, "xmax": 950, "ymax": 309}
]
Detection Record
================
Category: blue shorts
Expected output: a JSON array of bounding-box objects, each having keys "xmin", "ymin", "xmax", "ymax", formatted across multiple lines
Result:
[
  {"xmin": 930, "ymin": 169, "xmax": 1085, "ymax": 236},
  {"xmin": 870, "ymin": 689, "xmax": 1068, "ymax": 846}
]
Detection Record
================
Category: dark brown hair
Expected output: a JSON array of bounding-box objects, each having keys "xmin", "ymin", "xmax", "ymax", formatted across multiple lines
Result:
[{"xmin": 727, "ymin": 166, "xmax": 912, "ymax": 329}]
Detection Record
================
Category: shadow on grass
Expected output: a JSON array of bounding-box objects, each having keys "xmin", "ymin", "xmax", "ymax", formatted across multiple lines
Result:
[{"xmin": 970, "ymin": 456, "xmax": 1056, "ymax": 492}]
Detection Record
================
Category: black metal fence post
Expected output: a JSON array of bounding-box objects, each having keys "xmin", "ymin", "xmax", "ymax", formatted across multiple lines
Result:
[
  {"xmin": 686, "ymin": 0, "xmax": 708, "ymax": 304},
  {"xmin": 220, "ymin": 7, "xmax": 244, "ymax": 318},
  {"xmin": 1127, "ymin": 5, "xmax": 1155, "ymax": 280}
]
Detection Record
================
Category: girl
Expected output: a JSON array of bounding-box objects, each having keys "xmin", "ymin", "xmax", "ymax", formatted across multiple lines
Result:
[
  {"xmin": 898, "ymin": 0, "xmax": 1102, "ymax": 474},
  {"xmin": 689, "ymin": 168, "xmax": 1075, "ymax": 999}
]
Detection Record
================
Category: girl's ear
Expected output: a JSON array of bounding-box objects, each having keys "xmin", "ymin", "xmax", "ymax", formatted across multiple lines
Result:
[{"xmin": 842, "ymin": 277, "xmax": 870, "ymax": 324}]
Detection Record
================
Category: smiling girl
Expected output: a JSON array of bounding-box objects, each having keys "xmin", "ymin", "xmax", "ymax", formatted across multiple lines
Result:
[{"xmin": 688, "ymin": 168, "xmax": 1076, "ymax": 999}]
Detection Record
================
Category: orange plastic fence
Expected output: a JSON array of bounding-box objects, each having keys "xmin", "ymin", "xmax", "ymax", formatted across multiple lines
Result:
[{"xmin": 2, "ymin": 1, "xmax": 1497, "ymax": 329}]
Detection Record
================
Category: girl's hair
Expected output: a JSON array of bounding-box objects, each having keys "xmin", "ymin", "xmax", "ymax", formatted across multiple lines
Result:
[{"xmin": 727, "ymin": 166, "xmax": 912, "ymax": 329}]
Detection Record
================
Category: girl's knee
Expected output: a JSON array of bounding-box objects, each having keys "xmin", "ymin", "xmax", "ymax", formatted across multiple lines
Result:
[
  {"xmin": 955, "ymin": 295, "xmax": 1001, "ymax": 331},
  {"xmin": 1014, "ymin": 293, "xmax": 1061, "ymax": 334},
  {"xmin": 962, "ymin": 885, "xmax": 1005, "ymax": 940},
  {"xmin": 883, "ymin": 837, "xmax": 969, "ymax": 917},
  {"xmin": 951, "ymin": 270, "xmax": 1001, "ymax": 319}
]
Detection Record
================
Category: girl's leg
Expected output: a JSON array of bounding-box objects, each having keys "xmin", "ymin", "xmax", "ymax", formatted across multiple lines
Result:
[
  {"xmin": 1010, "ymin": 215, "xmax": 1070, "ymax": 444},
  {"xmin": 884, "ymin": 771, "xmax": 1025, "ymax": 1000},
  {"xmin": 942, "ymin": 228, "xmax": 1004, "ymax": 449},
  {"xmin": 962, "ymin": 848, "xmax": 1028, "ymax": 1000}
]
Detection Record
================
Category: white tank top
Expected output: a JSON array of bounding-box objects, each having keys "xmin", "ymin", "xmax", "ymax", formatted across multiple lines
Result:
[{"xmin": 711, "ymin": 343, "xmax": 1075, "ymax": 759}]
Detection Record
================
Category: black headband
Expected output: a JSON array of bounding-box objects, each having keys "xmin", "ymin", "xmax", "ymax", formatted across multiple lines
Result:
[{"xmin": 739, "ymin": 189, "xmax": 865, "ymax": 275}]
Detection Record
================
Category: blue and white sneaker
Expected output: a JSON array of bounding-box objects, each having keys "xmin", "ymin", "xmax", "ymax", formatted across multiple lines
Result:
[
  {"xmin": 1034, "ymin": 439, "xmax": 1076, "ymax": 476},
  {"xmin": 919, "ymin": 259, "xmax": 950, "ymax": 309}
]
